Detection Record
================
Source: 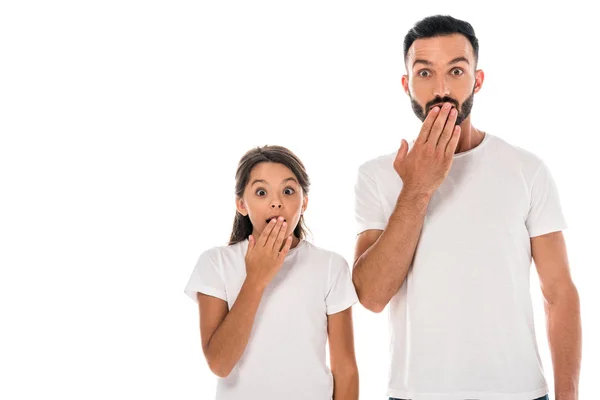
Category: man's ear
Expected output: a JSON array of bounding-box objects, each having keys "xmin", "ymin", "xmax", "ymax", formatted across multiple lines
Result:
[
  {"xmin": 474, "ymin": 69, "xmax": 485, "ymax": 93},
  {"xmin": 402, "ymin": 74, "xmax": 410, "ymax": 96}
]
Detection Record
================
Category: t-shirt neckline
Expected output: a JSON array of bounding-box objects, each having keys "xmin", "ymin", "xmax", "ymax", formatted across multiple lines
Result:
[{"xmin": 452, "ymin": 131, "xmax": 491, "ymax": 159}]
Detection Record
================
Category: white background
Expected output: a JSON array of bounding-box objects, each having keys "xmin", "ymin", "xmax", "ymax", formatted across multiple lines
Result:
[{"xmin": 1, "ymin": 1, "xmax": 598, "ymax": 399}]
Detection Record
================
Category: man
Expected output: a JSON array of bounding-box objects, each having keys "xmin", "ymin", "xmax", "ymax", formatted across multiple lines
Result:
[{"xmin": 352, "ymin": 15, "xmax": 581, "ymax": 400}]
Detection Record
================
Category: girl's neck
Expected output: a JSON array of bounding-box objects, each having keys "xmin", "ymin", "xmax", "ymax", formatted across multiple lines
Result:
[{"xmin": 290, "ymin": 235, "xmax": 301, "ymax": 249}]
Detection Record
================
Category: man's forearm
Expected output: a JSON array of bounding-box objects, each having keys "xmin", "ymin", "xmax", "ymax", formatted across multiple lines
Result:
[
  {"xmin": 353, "ymin": 187, "xmax": 431, "ymax": 312},
  {"xmin": 547, "ymin": 284, "xmax": 581, "ymax": 400}
]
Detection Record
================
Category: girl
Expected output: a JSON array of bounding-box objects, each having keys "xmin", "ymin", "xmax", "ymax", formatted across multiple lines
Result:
[{"xmin": 184, "ymin": 145, "xmax": 359, "ymax": 400}]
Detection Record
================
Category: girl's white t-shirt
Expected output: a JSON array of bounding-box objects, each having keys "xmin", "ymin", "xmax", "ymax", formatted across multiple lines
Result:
[{"xmin": 184, "ymin": 238, "xmax": 358, "ymax": 400}]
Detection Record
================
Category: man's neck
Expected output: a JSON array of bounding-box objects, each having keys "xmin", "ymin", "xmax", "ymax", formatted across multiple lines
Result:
[{"xmin": 455, "ymin": 117, "xmax": 485, "ymax": 154}]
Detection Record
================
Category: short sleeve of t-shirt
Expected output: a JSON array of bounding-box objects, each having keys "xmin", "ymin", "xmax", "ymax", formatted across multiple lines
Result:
[
  {"xmin": 354, "ymin": 164, "xmax": 387, "ymax": 234},
  {"xmin": 526, "ymin": 160, "xmax": 568, "ymax": 238},
  {"xmin": 325, "ymin": 253, "xmax": 359, "ymax": 315},
  {"xmin": 184, "ymin": 249, "xmax": 227, "ymax": 303}
]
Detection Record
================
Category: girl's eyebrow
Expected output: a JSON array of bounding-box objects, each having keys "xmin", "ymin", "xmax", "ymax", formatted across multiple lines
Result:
[
  {"xmin": 250, "ymin": 177, "xmax": 298, "ymax": 186},
  {"xmin": 283, "ymin": 177, "xmax": 298, "ymax": 184}
]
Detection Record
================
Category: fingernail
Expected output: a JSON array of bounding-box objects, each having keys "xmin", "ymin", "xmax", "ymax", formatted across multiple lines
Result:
[
  {"xmin": 432, "ymin": 107, "xmax": 440, "ymax": 113},
  {"xmin": 444, "ymin": 103, "xmax": 451, "ymax": 109},
  {"xmin": 278, "ymin": 216, "xmax": 284, "ymax": 221},
  {"xmin": 450, "ymin": 108, "xmax": 457, "ymax": 115}
]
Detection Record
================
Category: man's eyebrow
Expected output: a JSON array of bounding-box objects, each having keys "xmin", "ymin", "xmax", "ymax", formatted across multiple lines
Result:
[
  {"xmin": 413, "ymin": 59, "xmax": 432, "ymax": 68},
  {"xmin": 448, "ymin": 56, "xmax": 469, "ymax": 65},
  {"xmin": 412, "ymin": 57, "xmax": 470, "ymax": 69}
]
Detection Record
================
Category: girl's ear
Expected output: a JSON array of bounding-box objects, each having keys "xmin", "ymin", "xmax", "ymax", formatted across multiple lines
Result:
[
  {"xmin": 301, "ymin": 196, "xmax": 308, "ymax": 215},
  {"xmin": 235, "ymin": 197, "xmax": 247, "ymax": 216}
]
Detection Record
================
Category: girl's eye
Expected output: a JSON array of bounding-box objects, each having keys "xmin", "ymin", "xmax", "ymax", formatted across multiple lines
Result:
[
  {"xmin": 284, "ymin": 188, "xmax": 295, "ymax": 195},
  {"xmin": 256, "ymin": 189, "xmax": 267, "ymax": 196}
]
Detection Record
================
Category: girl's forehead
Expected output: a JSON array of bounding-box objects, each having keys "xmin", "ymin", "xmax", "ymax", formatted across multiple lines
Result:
[{"xmin": 249, "ymin": 162, "xmax": 296, "ymax": 181}]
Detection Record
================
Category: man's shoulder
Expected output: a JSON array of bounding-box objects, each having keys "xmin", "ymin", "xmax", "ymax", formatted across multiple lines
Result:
[
  {"xmin": 488, "ymin": 134, "xmax": 544, "ymax": 170},
  {"xmin": 357, "ymin": 150, "xmax": 397, "ymax": 177}
]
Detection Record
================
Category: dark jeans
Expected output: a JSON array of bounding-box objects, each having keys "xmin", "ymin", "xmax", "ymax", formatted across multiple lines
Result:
[{"xmin": 390, "ymin": 395, "xmax": 549, "ymax": 400}]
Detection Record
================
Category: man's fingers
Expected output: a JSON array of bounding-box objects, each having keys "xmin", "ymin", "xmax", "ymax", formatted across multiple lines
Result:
[
  {"xmin": 396, "ymin": 139, "xmax": 409, "ymax": 163},
  {"xmin": 437, "ymin": 107, "xmax": 458, "ymax": 148},
  {"xmin": 445, "ymin": 125, "xmax": 461, "ymax": 157},
  {"xmin": 427, "ymin": 103, "xmax": 453, "ymax": 147},
  {"xmin": 416, "ymin": 106, "xmax": 441, "ymax": 144}
]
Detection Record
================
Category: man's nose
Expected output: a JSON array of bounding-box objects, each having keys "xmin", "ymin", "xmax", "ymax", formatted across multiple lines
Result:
[{"xmin": 433, "ymin": 77, "xmax": 451, "ymax": 98}]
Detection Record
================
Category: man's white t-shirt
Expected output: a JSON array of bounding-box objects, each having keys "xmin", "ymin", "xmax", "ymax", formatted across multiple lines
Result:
[
  {"xmin": 354, "ymin": 133, "xmax": 566, "ymax": 400},
  {"xmin": 184, "ymin": 238, "xmax": 358, "ymax": 400}
]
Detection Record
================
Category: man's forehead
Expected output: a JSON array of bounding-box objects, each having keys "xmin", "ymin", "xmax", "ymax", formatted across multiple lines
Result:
[{"xmin": 407, "ymin": 34, "xmax": 474, "ymax": 65}]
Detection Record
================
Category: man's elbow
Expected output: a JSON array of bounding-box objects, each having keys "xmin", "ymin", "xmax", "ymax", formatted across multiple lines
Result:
[
  {"xmin": 352, "ymin": 274, "xmax": 388, "ymax": 313},
  {"xmin": 207, "ymin": 357, "xmax": 233, "ymax": 378},
  {"xmin": 358, "ymin": 296, "xmax": 387, "ymax": 313}
]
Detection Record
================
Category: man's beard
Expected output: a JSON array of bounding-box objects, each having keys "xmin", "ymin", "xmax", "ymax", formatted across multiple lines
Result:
[{"xmin": 410, "ymin": 90, "xmax": 474, "ymax": 126}]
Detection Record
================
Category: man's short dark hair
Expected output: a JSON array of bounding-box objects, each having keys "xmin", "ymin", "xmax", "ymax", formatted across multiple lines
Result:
[{"xmin": 403, "ymin": 15, "xmax": 479, "ymax": 65}]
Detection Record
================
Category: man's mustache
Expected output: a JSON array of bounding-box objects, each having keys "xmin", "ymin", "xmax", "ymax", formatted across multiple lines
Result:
[{"xmin": 425, "ymin": 97, "xmax": 459, "ymax": 111}]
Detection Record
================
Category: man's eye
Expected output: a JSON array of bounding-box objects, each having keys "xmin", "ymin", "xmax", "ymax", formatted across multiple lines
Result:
[{"xmin": 419, "ymin": 70, "xmax": 431, "ymax": 77}]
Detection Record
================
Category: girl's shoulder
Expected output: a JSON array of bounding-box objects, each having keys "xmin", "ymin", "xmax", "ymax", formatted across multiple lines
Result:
[
  {"xmin": 296, "ymin": 240, "xmax": 350, "ymax": 269},
  {"xmin": 197, "ymin": 239, "xmax": 249, "ymax": 263}
]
